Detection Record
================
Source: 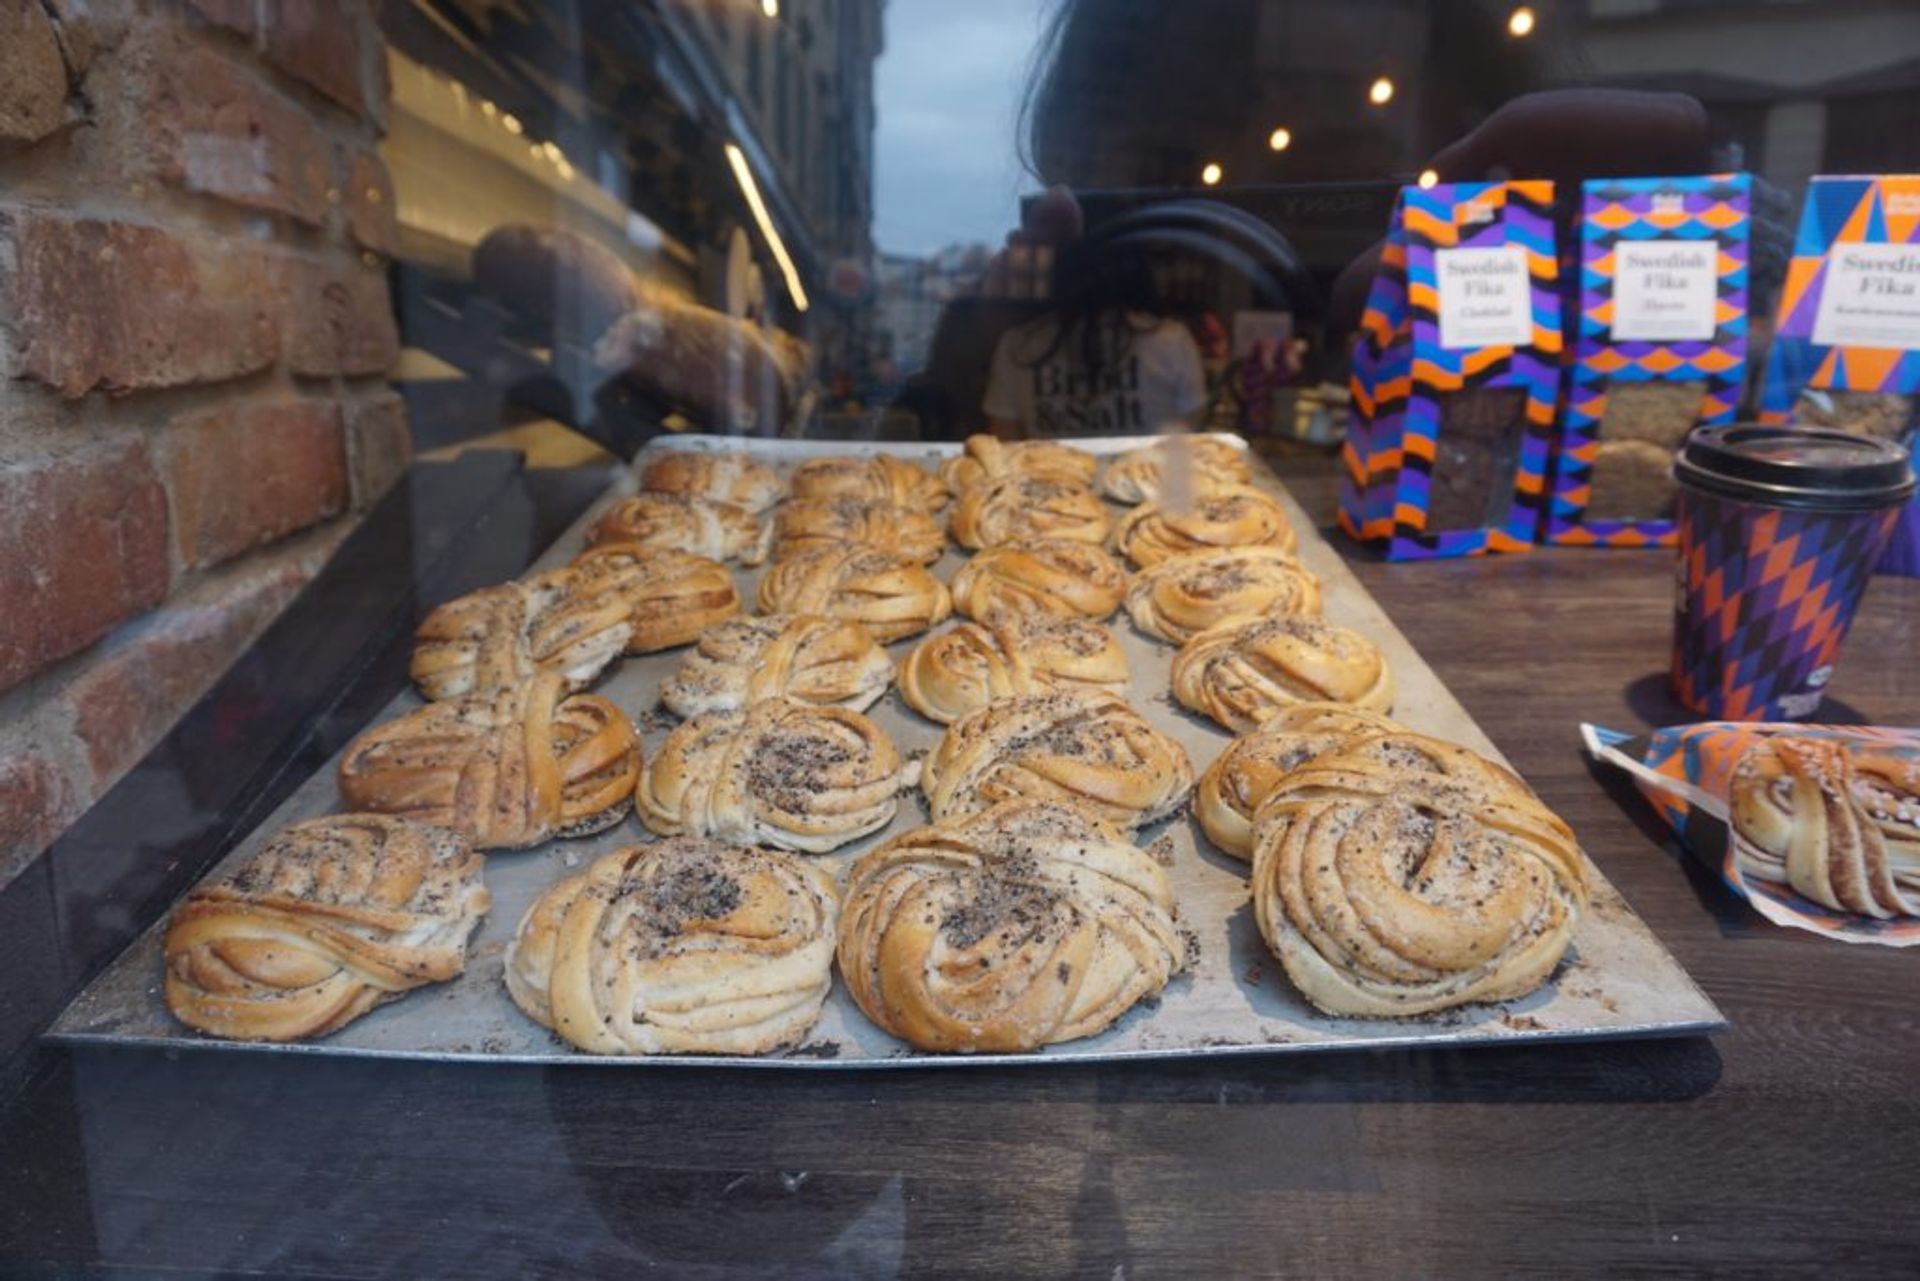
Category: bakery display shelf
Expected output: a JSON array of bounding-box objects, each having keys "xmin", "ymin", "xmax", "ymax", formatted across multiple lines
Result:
[{"xmin": 47, "ymin": 434, "xmax": 1724, "ymax": 1068}]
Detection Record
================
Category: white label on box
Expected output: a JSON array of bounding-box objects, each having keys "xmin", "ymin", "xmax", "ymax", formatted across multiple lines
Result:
[
  {"xmin": 1611, "ymin": 239, "xmax": 1719, "ymax": 341},
  {"xmin": 1435, "ymin": 246, "xmax": 1534, "ymax": 350},
  {"xmin": 1811, "ymin": 242, "xmax": 1920, "ymax": 350}
]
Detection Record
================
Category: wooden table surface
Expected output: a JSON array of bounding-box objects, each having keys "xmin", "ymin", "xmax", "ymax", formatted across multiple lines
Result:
[{"xmin": 3, "ymin": 458, "xmax": 1917, "ymax": 1278}]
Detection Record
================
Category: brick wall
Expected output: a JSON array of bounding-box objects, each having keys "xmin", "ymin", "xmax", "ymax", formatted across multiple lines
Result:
[{"xmin": 0, "ymin": 0, "xmax": 411, "ymax": 886}]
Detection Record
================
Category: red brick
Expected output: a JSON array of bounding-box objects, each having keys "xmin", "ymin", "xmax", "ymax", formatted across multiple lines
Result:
[
  {"xmin": 167, "ymin": 397, "xmax": 349, "ymax": 570},
  {"xmin": 262, "ymin": 1, "xmax": 367, "ymax": 116},
  {"xmin": 149, "ymin": 41, "xmax": 332, "ymax": 226},
  {"xmin": 341, "ymin": 145, "xmax": 399, "ymax": 256},
  {"xmin": 0, "ymin": 439, "xmax": 172, "ymax": 693},
  {"xmin": 68, "ymin": 556, "xmax": 309, "ymax": 787},
  {"xmin": 0, "ymin": 749, "xmax": 74, "ymax": 878},
  {"xmin": 343, "ymin": 390, "xmax": 412, "ymax": 508},
  {"xmin": 274, "ymin": 254, "xmax": 399, "ymax": 378},
  {"xmin": 183, "ymin": 0, "xmax": 255, "ymax": 37},
  {"xmin": 0, "ymin": 0, "xmax": 69, "ymax": 147},
  {"xmin": 0, "ymin": 212, "xmax": 278, "ymax": 397}
]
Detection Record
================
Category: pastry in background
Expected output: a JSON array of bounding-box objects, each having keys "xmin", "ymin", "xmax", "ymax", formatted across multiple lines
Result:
[
  {"xmin": 471, "ymin": 224, "xmax": 646, "ymax": 342},
  {"xmin": 338, "ymin": 673, "xmax": 641, "ymax": 850},
  {"xmin": 770, "ymin": 497, "xmax": 946, "ymax": 565},
  {"xmin": 949, "ymin": 539, "xmax": 1128, "ymax": 625},
  {"xmin": 899, "ymin": 617, "xmax": 1129, "ymax": 725},
  {"xmin": 1250, "ymin": 732, "xmax": 1587, "ymax": 1017},
  {"xmin": 1101, "ymin": 437, "xmax": 1252, "ymax": 505},
  {"xmin": 637, "ymin": 450, "xmax": 784, "ymax": 515},
  {"xmin": 837, "ymin": 799, "xmax": 1185, "ymax": 1053},
  {"xmin": 164, "ymin": 814, "xmax": 489, "ymax": 1042},
  {"xmin": 1194, "ymin": 704, "xmax": 1401, "ymax": 860},
  {"xmin": 1113, "ymin": 485, "xmax": 1297, "ymax": 568},
  {"xmin": 789, "ymin": 455, "xmax": 950, "ymax": 511},
  {"xmin": 949, "ymin": 475, "xmax": 1111, "ymax": 549},
  {"xmin": 505, "ymin": 839, "xmax": 838, "ymax": 1056},
  {"xmin": 921, "ymin": 688, "xmax": 1193, "ymax": 830},
  {"xmin": 1125, "ymin": 546, "xmax": 1322, "ymax": 645},
  {"xmin": 570, "ymin": 543, "xmax": 742, "ymax": 653},
  {"xmin": 755, "ymin": 546, "xmax": 953, "ymax": 643},
  {"xmin": 1171, "ymin": 613, "xmax": 1394, "ymax": 734},
  {"xmin": 638, "ymin": 697, "xmax": 909, "ymax": 854},
  {"xmin": 586, "ymin": 493, "xmax": 768, "ymax": 564},
  {"xmin": 939, "ymin": 434, "xmax": 1099, "ymax": 493},
  {"xmin": 594, "ymin": 300, "xmax": 797, "ymax": 433},
  {"xmin": 660, "ymin": 614, "xmax": 893, "ymax": 717},
  {"xmin": 410, "ymin": 569, "xmax": 630, "ymax": 702}
]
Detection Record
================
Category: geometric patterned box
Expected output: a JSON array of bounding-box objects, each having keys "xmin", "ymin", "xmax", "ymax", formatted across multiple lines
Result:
[
  {"xmin": 1758, "ymin": 175, "xmax": 1920, "ymax": 576},
  {"xmin": 1545, "ymin": 174, "xmax": 1752, "ymax": 548},
  {"xmin": 1339, "ymin": 180, "xmax": 1562, "ymax": 560}
]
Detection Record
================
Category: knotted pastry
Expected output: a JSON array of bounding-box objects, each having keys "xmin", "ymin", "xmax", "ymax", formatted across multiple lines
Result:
[
  {"xmin": 837, "ymin": 799, "xmax": 1184, "ymax": 1052},
  {"xmin": 410, "ymin": 568, "xmax": 631, "ymax": 701},
  {"xmin": 638, "ymin": 697, "xmax": 909, "ymax": 853},
  {"xmin": 949, "ymin": 475, "xmax": 1111, "ymax": 550},
  {"xmin": 754, "ymin": 545, "xmax": 952, "ymax": 643},
  {"xmin": 921, "ymin": 688, "xmax": 1193, "ymax": 830},
  {"xmin": 1195, "ymin": 704, "xmax": 1402, "ymax": 860},
  {"xmin": 770, "ymin": 497, "xmax": 946, "ymax": 565},
  {"xmin": 338, "ymin": 673, "xmax": 641, "ymax": 850},
  {"xmin": 1249, "ymin": 733, "xmax": 1587, "ymax": 1017},
  {"xmin": 789, "ymin": 454, "xmax": 949, "ymax": 511},
  {"xmin": 505, "ymin": 839, "xmax": 838, "ymax": 1055},
  {"xmin": 949, "ymin": 539, "xmax": 1128, "ymax": 624},
  {"xmin": 660, "ymin": 613, "xmax": 893, "ymax": 717},
  {"xmin": 1730, "ymin": 736, "xmax": 1920, "ymax": 918},
  {"xmin": 1125, "ymin": 546, "xmax": 1322, "ymax": 645},
  {"xmin": 570, "ymin": 542, "xmax": 742, "ymax": 653},
  {"xmin": 1101, "ymin": 437, "xmax": 1252, "ymax": 505},
  {"xmin": 585, "ymin": 492, "xmax": 768, "ymax": 564},
  {"xmin": 637, "ymin": 450, "xmax": 783, "ymax": 514},
  {"xmin": 899, "ymin": 618, "xmax": 1129, "ymax": 725},
  {"xmin": 1171, "ymin": 613, "xmax": 1394, "ymax": 734},
  {"xmin": 938, "ymin": 434, "xmax": 1098, "ymax": 493},
  {"xmin": 1113, "ymin": 484, "xmax": 1297, "ymax": 568},
  {"xmin": 165, "ymin": 815, "xmax": 489, "ymax": 1042}
]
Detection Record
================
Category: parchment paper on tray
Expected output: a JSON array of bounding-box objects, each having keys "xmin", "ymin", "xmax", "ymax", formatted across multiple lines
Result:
[{"xmin": 1585, "ymin": 721, "xmax": 1920, "ymax": 945}]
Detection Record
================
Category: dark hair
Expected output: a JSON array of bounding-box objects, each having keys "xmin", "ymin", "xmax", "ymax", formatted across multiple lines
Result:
[{"xmin": 1020, "ymin": 244, "xmax": 1168, "ymax": 388}]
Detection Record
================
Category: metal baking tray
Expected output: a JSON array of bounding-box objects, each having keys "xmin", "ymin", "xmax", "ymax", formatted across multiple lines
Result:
[{"xmin": 48, "ymin": 433, "xmax": 1724, "ymax": 1067}]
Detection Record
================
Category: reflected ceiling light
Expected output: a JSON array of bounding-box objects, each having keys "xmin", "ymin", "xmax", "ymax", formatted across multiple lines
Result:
[
  {"xmin": 1417, "ymin": 168, "xmax": 1440, "ymax": 189},
  {"xmin": 726, "ymin": 142, "xmax": 810, "ymax": 312},
  {"xmin": 1508, "ymin": 6, "xmax": 1536, "ymax": 37},
  {"xmin": 762, "ymin": 0, "xmax": 779, "ymax": 16},
  {"xmin": 1268, "ymin": 127, "xmax": 1292, "ymax": 152},
  {"xmin": 1200, "ymin": 162, "xmax": 1223, "ymax": 186},
  {"xmin": 1368, "ymin": 77, "xmax": 1395, "ymax": 106}
]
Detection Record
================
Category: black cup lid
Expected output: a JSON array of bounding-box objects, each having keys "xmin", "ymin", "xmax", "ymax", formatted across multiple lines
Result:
[{"xmin": 1674, "ymin": 424, "xmax": 1916, "ymax": 512}]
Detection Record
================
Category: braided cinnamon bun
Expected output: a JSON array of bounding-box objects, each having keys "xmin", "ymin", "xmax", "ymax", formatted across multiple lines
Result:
[
  {"xmin": 837, "ymin": 799, "xmax": 1184, "ymax": 1052},
  {"xmin": 338, "ymin": 673, "xmax": 641, "ymax": 850},
  {"xmin": 638, "ymin": 697, "xmax": 909, "ymax": 853},
  {"xmin": 949, "ymin": 474, "xmax": 1111, "ymax": 549},
  {"xmin": 505, "ymin": 839, "xmax": 838, "ymax": 1055},
  {"xmin": 165, "ymin": 815, "xmax": 489, "ymax": 1042},
  {"xmin": 949, "ymin": 539, "xmax": 1128, "ymax": 624},
  {"xmin": 410, "ymin": 568, "xmax": 631, "ymax": 701},
  {"xmin": 938, "ymin": 434, "xmax": 1098, "ymax": 494},
  {"xmin": 569, "ymin": 542, "xmax": 742, "ymax": 654},
  {"xmin": 1250, "ymin": 733, "xmax": 1587, "ymax": 1017},
  {"xmin": 1194, "ymin": 704, "xmax": 1402, "ymax": 860},
  {"xmin": 637, "ymin": 450, "xmax": 783, "ymax": 514},
  {"xmin": 754, "ymin": 545, "xmax": 952, "ymax": 643},
  {"xmin": 770, "ymin": 497, "xmax": 946, "ymax": 565},
  {"xmin": 1171, "ymin": 613, "xmax": 1394, "ymax": 734},
  {"xmin": 585, "ymin": 492, "xmax": 768, "ymax": 564},
  {"xmin": 921, "ymin": 688, "xmax": 1193, "ymax": 830},
  {"xmin": 899, "ymin": 618, "xmax": 1129, "ymax": 725},
  {"xmin": 789, "ymin": 454, "xmax": 949, "ymax": 511},
  {"xmin": 1124, "ymin": 546, "xmax": 1322, "ymax": 645},
  {"xmin": 1113, "ymin": 485, "xmax": 1297, "ymax": 569},
  {"xmin": 660, "ymin": 614, "xmax": 893, "ymax": 717},
  {"xmin": 1730, "ymin": 737, "xmax": 1920, "ymax": 918},
  {"xmin": 1101, "ymin": 437, "xmax": 1252, "ymax": 505}
]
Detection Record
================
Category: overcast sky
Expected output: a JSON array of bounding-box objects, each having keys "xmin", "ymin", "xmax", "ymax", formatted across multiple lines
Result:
[{"xmin": 871, "ymin": 0, "xmax": 1053, "ymax": 258}]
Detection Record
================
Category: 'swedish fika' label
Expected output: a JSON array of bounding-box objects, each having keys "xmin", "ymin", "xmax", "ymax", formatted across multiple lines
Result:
[
  {"xmin": 1812, "ymin": 243, "xmax": 1920, "ymax": 351},
  {"xmin": 1611, "ymin": 239, "xmax": 1718, "ymax": 342},
  {"xmin": 1436, "ymin": 246, "xmax": 1534, "ymax": 350}
]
